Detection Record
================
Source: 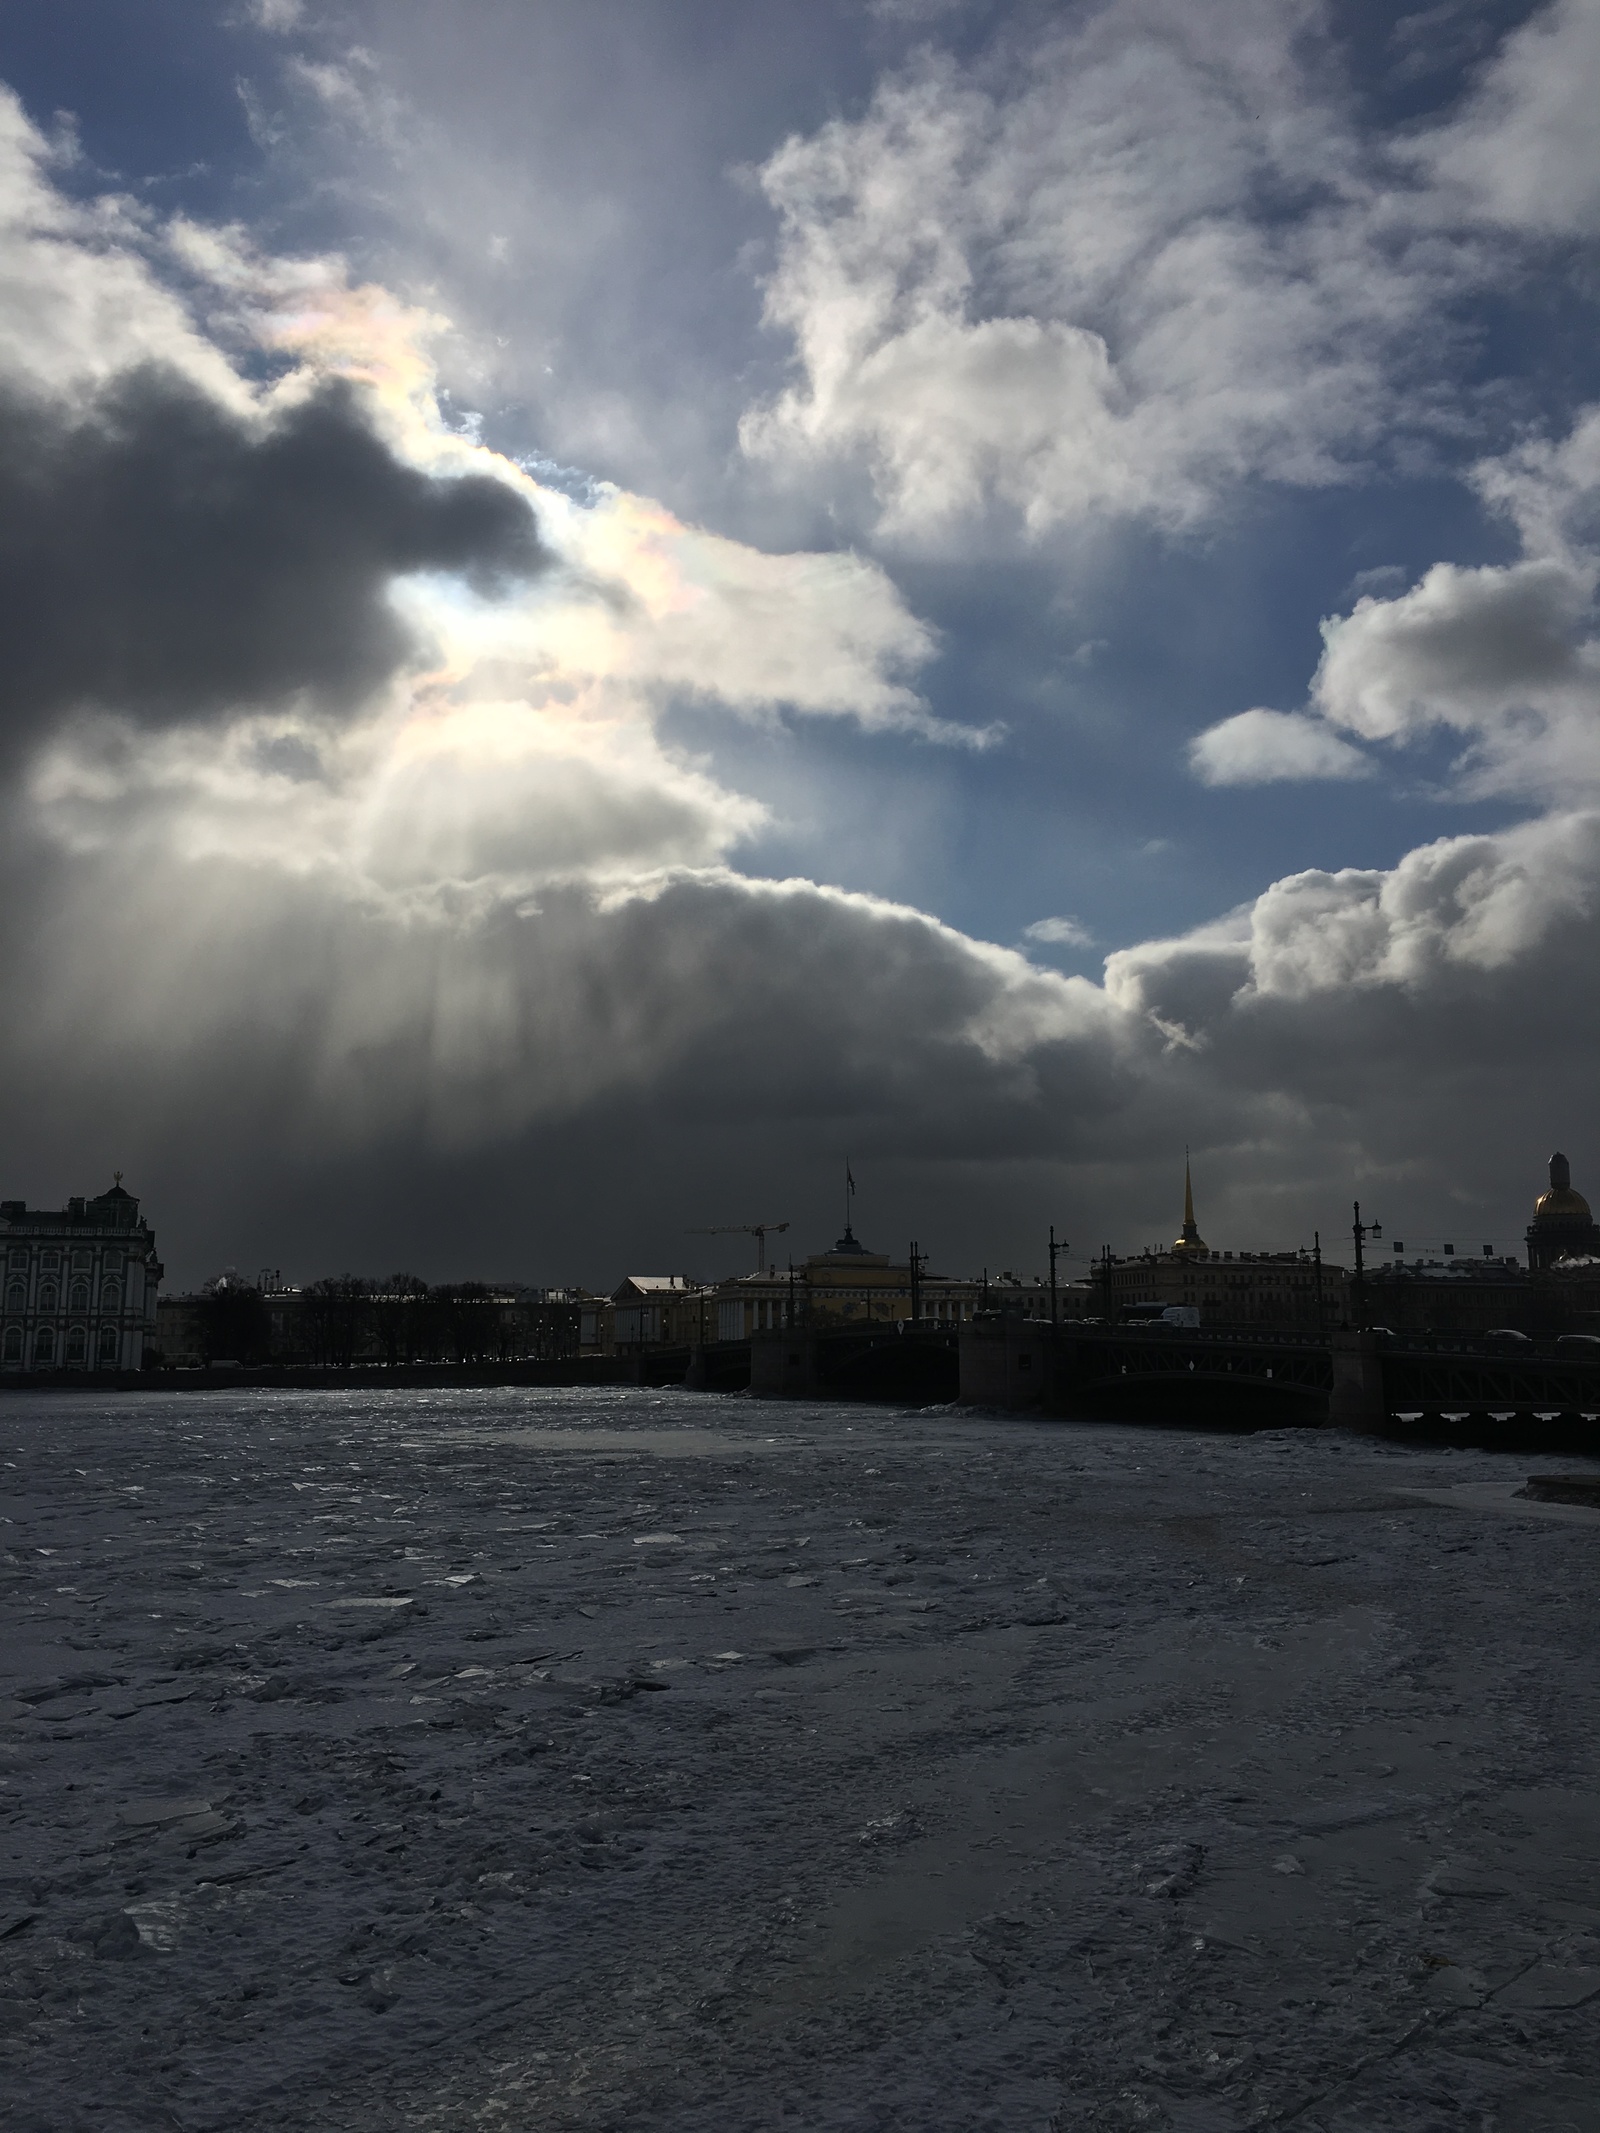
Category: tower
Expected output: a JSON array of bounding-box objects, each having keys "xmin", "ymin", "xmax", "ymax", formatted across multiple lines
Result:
[{"xmin": 1172, "ymin": 1153, "xmax": 1207, "ymax": 1257}]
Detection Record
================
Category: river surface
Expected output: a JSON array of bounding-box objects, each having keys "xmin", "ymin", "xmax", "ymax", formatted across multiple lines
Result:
[{"xmin": 3, "ymin": 1386, "xmax": 1599, "ymax": 2131}]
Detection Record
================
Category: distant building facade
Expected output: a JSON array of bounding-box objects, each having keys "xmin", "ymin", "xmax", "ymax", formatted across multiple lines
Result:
[
  {"xmin": 713, "ymin": 1228, "xmax": 987, "ymax": 1340},
  {"xmin": 1096, "ymin": 1165, "xmax": 1347, "ymax": 1329},
  {"xmin": 610, "ymin": 1276, "xmax": 711, "ymax": 1350},
  {"xmin": 1, "ymin": 1179, "xmax": 163, "ymax": 1372},
  {"xmin": 596, "ymin": 1229, "xmax": 991, "ymax": 1351},
  {"xmin": 1365, "ymin": 1256, "xmax": 1532, "ymax": 1335},
  {"xmin": 1356, "ymin": 1148, "xmax": 1600, "ymax": 1335}
]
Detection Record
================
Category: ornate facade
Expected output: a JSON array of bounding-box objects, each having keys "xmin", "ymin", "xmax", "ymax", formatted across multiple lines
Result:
[
  {"xmin": 713, "ymin": 1228, "xmax": 986, "ymax": 1340},
  {"xmin": 0, "ymin": 1180, "xmax": 163, "ymax": 1372}
]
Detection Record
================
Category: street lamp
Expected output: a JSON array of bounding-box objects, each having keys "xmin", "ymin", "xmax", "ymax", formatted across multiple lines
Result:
[
  {"xmin": 1352, "ymin": 1201, "xmax": 1382, "ymax": 1330},
  {"xmin": 1048, "ymin": 1225, "xmax": 1068, "ymax": 1325}
]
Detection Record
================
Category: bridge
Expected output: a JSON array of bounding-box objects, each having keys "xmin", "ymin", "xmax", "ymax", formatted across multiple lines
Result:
[
  {"xmin": 960, "ymin": 1316, "xmax": 1600, "ymax": 1452},
  {"xmin": 747, "ymin": 1325, "xmax": 959, "ymax": 1403}
]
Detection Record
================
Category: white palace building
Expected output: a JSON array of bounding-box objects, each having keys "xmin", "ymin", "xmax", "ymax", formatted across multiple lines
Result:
[{"xmin": 0, "ymin": 1178, "xmax": 164, "ymax": 1373}]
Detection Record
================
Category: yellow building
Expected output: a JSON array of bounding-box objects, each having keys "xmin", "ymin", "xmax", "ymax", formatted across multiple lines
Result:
[{"xmin": 714, "ymin": 1226, "xmax": 986, "ymax": 1338}]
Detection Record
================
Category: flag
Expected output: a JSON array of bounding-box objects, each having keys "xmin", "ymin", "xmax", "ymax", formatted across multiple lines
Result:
[{"xmin": 846, "ymin": 1162, "xmax": 855, "ymax": 1192}]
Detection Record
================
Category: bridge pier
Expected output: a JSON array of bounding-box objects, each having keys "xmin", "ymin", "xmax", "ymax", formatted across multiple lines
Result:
[
  {"xmin": 749, "ymin": 1332, "xmax": 818, "ymax": 1398},
  {"xmin": 1328, "ymin": 1331, "xmax": 1385, "ymax": 1432},
  {"xmin": 750, "ymin": 1328, "xmax": 960, "ymax": 1402},
  {"xmin": 957, "ymin": 1317, "xmax": 1052, "ymax": 1409}
]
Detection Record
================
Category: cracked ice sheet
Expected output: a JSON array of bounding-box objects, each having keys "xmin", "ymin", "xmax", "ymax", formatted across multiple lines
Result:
[{"xmin": 0, "ymin": 1385, "xmax": 1596, "ymax": 2132}]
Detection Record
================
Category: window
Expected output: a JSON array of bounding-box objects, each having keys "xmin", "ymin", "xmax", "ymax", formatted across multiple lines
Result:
[
  {"xmin": 37, "ymin": 1283, "xmax": 57, "ymax": 1313},
  {"xmin": 2, "ymin": 1327, "xmax": 19, "ymax": 1362},
  {"xmin": 5, "ymin": 1282, "xmax": 22, "ymax": 1314},
  {"xmin": 66, "ymin": 1327, "xmax": 86, "ymax": 1365},
  {"xmin": 99, "ymin": 1325, "xmax": 118, "ymax": 1364},
  {"xmin": 104, "ymin": 1251, "xmax": 123, "ymax": 1274},
  {"xmin": 100, "ymin": 1281, "xmax": 121, "ymax": 1313},
  {"xmin": 7, "ymin": 1249, "xmax": 25, "ymax": 1270},
  {"xmin": 33, "ymin": 1327, "xmax": 53, "ymax": 1365},
  {"xmin": 40, "ymin": 1250, "xmax": 59, "ymax": 1271},
  {"xmin": 72, "ymin": 1249, "xmax": 91, "ymax": 1270},
  {"xmin": 69, "ymin": 1282, "xmax": 89, "ymax": 1312}
]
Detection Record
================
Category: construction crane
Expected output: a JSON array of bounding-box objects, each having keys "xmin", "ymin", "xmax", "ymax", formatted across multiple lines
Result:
[{"xmin": 687, "ymin": 1221, "xmax": 790, "ymax": 1275}]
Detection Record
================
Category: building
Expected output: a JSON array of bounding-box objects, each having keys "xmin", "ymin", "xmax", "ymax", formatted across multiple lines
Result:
[
  {"xmin": 707, "ymin": 1226, "xmax": 990, "ymax": 1338},
  {"xmin": 1359, "ymin": 1149, "xmax": 1600, "ymax": 1333},
  {"xmin": 1, "ymin": 1178, "xmax": 163, "ymax": 1371},
  {"xmin": 1525, "ymin": 1151, "xmax": 1600, "ymax": 1269},
  {"xmin": 609, "ymin": 1276, "xmax": 715, "ymax": 1351},
  {"xmin": 1364, "ymin": 1255, "xmax": 1531, "ymax": 1335},
  {"xmin": 1097, "ymin": 1164, "xmax": 1347, "ymax": 1329}
]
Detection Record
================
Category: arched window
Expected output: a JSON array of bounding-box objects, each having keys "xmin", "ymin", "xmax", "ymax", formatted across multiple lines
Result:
[
  {"xmin": 33, "ymin": 1327, "xmax": 53, "ymax": 1365},
  {"xmin": 37, "ymin": 1283, "xmax": 57, "ymax": 1313},
  {"xmin": 66, "ymin": 1327, "xmax": 87, "ymax": 1365},
  {"xmin": 101, "ymin": 1281, "xmax": 122, "ymax": 1313},
  {"xmin": 5, "ymin": 1281, "xmax": 23, "ymax": 1315},
  {"xmin": 69, "ymin": 1282, "xmax": 89, "ymax": 1312},
  {"xmin": 3, "ymin": 1327, "xmax": 20, "ymax": 1362},
  {"xmin": 98, "ymin": 1325, "xmax": 118, "ymax": 1364}
]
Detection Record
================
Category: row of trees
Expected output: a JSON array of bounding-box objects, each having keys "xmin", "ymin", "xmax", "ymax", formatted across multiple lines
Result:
[{"xmin": 194, "ymin": 1275, "xmax": 581, "ymax": 1368}]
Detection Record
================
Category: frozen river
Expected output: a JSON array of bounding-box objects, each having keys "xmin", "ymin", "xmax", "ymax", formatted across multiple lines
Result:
[{"xmin": 3, "ymin": 1386, "xmax": 1599, "ymax": 2132}]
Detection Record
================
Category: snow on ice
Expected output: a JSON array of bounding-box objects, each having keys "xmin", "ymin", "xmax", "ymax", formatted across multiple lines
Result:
[{"xmin": 2, "ymin": 1385, "xmax": 1598, "ymax": 2129}]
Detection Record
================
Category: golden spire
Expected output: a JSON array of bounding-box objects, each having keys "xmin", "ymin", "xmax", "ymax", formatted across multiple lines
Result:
[{"xmin": 1173, "ymin": 1148, "xmax": 1207, "ymax": 1255}]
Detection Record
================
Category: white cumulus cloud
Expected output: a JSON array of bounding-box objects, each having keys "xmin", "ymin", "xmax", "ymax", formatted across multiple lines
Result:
[
  {"xmin": 1188, "ymin": 709, "xmax": 1373, "ymax": 787},
  {"xmin": 740, "ymin": 0, "xmax": 1495, "ymax": 542}
]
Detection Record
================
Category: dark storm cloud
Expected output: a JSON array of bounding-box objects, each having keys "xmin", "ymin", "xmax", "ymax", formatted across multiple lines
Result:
[{"xmin": 0, "ymin": 365, "xmax": 545, "ymax": 758}]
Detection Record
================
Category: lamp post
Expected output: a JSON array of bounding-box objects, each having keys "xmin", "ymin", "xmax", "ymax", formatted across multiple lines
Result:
[
  {"xmin": 1048, "ymin": 1226, "xmax": 1068, "ymax": 1326},
  {"xmin": 1352, "ymin": 1201, "xmax": 1382, "ymax": 1330}
]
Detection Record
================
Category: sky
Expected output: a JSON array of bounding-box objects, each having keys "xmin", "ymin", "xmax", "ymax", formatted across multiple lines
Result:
[{"xmin": 3, "ymin": 0, "xmax": 1600, "ymax": 1290}]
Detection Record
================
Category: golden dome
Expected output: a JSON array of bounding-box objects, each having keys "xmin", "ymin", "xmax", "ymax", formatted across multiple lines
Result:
[{"xmin": 1535, "ymin": 1186, "xmax": 1592, "ymax": 1221}]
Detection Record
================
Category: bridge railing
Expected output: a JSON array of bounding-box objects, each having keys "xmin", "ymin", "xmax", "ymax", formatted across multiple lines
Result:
[{"xmin": 975, "ymin": 1314, "xmax": 1600, "ymax": 1365}]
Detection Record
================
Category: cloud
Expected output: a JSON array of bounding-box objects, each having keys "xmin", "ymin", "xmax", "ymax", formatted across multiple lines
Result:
[
  {"xmin": 1108, "ymin": 811, "xmax": 1600, "ymax": 1028},
  {"xmin": 737, "ymin": 0, "xmax": 1600, "ymax": 549},
  {"xmin": 1024, "ymin": 915, "xmax": 1095, "ymax": 948},
  {"xmin": 15, "ymin": 762, "xmax": 1600, "ymax": 1283},
  {"xmin": 1417, "ymin": 0, "xmax": 1600, "ymax": 236},
  {"xmin": 1188, "ymin": 708, "xmax": 1374, "ymax": 787},
  {"xmin": 1191, "ymin": 402, "xmax": 1600, "ymax": 799},
  {"xmin": 0, "ymin": 368, "xmax": 545, "ymax": 763},
  {"xmin": 738, "ymin": 1, "xmax": 1482, "ymax": 542},
  {"xmin": 1313, "ymin": 556, "xmax": 1594, "ymax": 733},
  {"xmin": 0, "ymin": 81, "xmax": 963, "ymax": 826},
  {"xmin": 5, "ymin": 58, "xmax": 1600, "ymax": 1285},
  {"xmin": 0, "ymin": 91, "xmax": 244, "ymax": 407}
]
